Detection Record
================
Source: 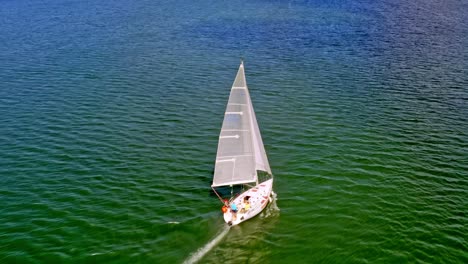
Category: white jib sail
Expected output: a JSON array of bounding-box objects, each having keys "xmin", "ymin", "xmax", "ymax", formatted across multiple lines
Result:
[{"xmin": 212, "ymin": 62, "xmax": 271, "ymax": 187}]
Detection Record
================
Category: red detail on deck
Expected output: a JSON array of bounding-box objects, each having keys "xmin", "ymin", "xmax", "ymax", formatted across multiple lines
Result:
[
  {"xmin": 252, "ymin": 189, "xmax": 258, "ymax": 192},
  {"xmin": 261, "ymin": 199, "xmax": 265, "ymax": 204}
]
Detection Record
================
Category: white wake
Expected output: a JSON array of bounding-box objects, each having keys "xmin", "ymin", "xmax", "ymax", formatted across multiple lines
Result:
[{"xmin": 183, "ymin": 225, "xmax": 230, "ymax": 264}]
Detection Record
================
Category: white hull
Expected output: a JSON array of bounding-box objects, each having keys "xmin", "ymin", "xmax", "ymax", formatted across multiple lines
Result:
[{"xmin": 223, "ymin": 179, "xmax": 273, "ymax": 226}]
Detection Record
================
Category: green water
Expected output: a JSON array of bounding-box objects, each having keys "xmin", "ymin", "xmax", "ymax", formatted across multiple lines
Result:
[{"xmin": 0, "ymin": 0, "xmax": 467, "ymax": 263}]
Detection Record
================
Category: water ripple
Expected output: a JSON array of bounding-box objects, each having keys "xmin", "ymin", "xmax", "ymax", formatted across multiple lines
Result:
[{"xmin": 1, "ymin": 0, "xmax": 467, "ymax": 263}]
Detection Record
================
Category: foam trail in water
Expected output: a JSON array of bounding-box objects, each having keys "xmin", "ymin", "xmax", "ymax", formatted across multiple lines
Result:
[
  {"xmin": 261, "ymin": 191, "xmax": 280, "ymax": 219},
  {"xmin": 183, "ymin": 225, "xmax": 230, "ymax": 264},
  {"xmin": 270, "ymin": 191, "xmax": 280, "ymax": 212}
]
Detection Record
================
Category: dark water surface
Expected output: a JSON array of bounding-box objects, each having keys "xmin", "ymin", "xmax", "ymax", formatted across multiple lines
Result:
[{"xmin": 1, "ymin": 0, "xmax": 467, "ymax": 263}]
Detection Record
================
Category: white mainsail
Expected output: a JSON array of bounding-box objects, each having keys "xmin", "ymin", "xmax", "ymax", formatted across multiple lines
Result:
[{"xmin": 212, "ymin": 62, "xmax": 271, "ymax": 187}]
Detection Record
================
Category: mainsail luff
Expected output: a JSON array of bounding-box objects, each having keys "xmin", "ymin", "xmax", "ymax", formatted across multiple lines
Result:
[{"xmin": 212, "ymin": 62, "xmax": 270, "ymax": 187}]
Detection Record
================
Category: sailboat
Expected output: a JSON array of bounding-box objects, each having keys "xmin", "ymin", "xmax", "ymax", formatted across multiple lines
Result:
[{"xmin": 211, "ymin": 61, "xmax": 273, "ymax": 226}]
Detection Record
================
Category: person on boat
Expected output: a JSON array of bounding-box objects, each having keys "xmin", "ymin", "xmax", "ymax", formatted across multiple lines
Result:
[
  {"xmin": 230, "ymin": 202, "xmax": 238, "ymax": 221},
  {"xmin": 221, "ymin": 205, "xmax": 228, "ymax": 213},
  {"xmin": 240, "ymin": 196, "xmax": 251, "ymax": 214},
  {"xmin": 221, "ymin": 199, "xmax": 229, "ymax": 214}
]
